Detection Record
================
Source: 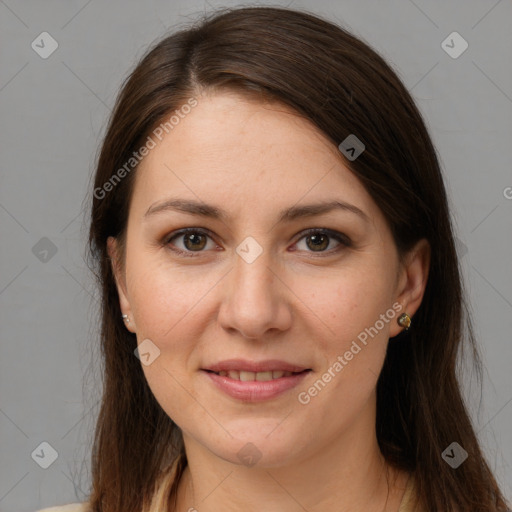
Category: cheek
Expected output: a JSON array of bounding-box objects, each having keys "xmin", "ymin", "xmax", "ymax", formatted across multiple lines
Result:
[
  {"xmin": 127, "ymin": 255, "xmax": 201, "ymax": 338},
  {"xmin": 127, "ymin": 261, "xmax": 202, "ymax": 418},
  {"xmin": 300, "ymin": 265, "xmax": 394, "ymax": 354},
  {"xmin": 296, "ymin": 273, "xmax": 394, "ymax": 424}
]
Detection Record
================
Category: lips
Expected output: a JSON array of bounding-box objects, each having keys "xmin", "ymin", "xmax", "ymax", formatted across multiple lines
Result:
[{"xmin": 201, "ymin": 359, "xmax": 311, "ymax": 401}]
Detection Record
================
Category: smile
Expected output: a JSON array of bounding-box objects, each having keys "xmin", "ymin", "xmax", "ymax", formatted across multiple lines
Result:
[
  {"xmin": 210, "ymin": 370, "xmax": 299, "ymax": 381},
  {"xmin": 202, "ymin": 368, "xmax": 311, "ymax": 402}
]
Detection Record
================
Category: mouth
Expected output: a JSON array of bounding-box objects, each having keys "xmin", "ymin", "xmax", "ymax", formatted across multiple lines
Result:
[
  {"xmin": 203, "ymin": 369, "xmax": 310, "ymax": 381},
  {"xmin": 201, "ymin": 361, "xmax": 312, "ymax": 402}
]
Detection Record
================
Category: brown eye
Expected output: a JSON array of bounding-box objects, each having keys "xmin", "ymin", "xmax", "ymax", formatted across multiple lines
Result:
[
  {"xmin": 294, "ymin": 229, "xmax": 351, "ymax": 254},
  {"xmin": 305, "ymin": 233, "xmax": 329, "ymax": 251},
  {"xmin": 182, "ymin": 232, "xmax": 207, "ymax": 251},
  {"xmin": 165, "ymin": 228, "xmax": 216, "ymax": 256}
]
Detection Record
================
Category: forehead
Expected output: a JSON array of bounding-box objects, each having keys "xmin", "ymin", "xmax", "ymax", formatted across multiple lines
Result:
[
  {"xmin": 130, "ymin": 91, "xmax": 379, "ymax": 225},
  {"xmin": 148, "ymin": 91, "xmax": 338, "ymax": 165}
]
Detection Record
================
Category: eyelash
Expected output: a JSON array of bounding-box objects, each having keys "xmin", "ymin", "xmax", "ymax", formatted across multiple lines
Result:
[{"xmin": 163, "ymin": 227, "xmax": 351, "ymax": 258}]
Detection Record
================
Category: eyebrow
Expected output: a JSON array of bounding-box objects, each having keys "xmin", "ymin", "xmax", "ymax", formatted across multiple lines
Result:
[{"xmin": 144, "ymin": 198, "xmax": 370, "ymax": 224}]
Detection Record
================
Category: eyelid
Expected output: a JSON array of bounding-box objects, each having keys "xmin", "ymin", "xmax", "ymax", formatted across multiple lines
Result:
[{"xmin": 164, "ymin": 227, "xmax": 216, "ymax": 244}]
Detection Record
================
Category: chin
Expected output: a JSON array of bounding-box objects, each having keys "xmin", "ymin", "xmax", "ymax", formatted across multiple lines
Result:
[{"xmin": 204, "ymin": 422, "xmax": 307, "ymax": 468}]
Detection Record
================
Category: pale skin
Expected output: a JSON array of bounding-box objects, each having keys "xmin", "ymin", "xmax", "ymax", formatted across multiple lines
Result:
[{"xmin": 108, "ymin": 90, "xmax": 431, "ymax": 511}]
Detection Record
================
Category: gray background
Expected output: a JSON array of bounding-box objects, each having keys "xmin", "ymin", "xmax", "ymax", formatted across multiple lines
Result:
[{"xmin": 1, "ymin": 0, "xmax": 511, "ymax": 510}]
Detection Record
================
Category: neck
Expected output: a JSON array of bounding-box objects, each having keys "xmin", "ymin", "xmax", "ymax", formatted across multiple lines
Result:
[{"xmin": 173, "ymin": 397, "xmax": 408, "ymax": 512}]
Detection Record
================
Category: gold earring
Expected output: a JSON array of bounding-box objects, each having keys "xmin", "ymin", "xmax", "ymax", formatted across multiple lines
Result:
[{"xmin": 397, "ymin": 312, "xmax": 411, "ymax": 330}]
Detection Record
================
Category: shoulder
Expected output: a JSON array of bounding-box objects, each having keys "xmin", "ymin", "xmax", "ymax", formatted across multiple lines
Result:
[
  {"xmin": 398, "ymin": 473, "xmax": 424, "ymax": 512},
  {"xmin": 37, "ymin": 503, "xmax": 89, "ymax": 512}
]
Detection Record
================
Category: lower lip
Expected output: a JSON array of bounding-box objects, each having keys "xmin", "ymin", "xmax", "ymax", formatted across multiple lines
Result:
[{"xmin": 202, "ymin": 370, "xmax": 310, "ymax": 402}]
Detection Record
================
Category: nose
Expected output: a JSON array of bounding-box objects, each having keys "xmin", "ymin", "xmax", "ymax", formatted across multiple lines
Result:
[{"xmin": 217, "ymin": 245, "xmax": 292, "ymax": 340}]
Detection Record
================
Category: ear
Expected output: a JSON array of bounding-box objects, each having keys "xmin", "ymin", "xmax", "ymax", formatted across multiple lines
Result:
[
  {"xmin": 107, "ymin": 236, "xmax": 137, "ymax": 333},
  {"xmin": 388, "ymin": 238, "xmax": 431, "ymax": 338}
]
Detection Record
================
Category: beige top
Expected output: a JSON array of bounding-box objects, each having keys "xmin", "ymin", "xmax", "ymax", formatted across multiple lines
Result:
[{"xmin": 37, "ymin": 461, "xmax": 420, "ymax": 512}]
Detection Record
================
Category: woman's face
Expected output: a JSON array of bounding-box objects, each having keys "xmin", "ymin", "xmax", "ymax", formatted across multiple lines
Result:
[{"xmin": 109, "ymin": 91, "xmax": 428, "ymax": 467}]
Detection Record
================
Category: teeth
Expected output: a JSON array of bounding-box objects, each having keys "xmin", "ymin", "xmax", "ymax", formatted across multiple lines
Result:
[
  {"xmin": 256, "ymin": 371, "xmax": 273, "ymax": 381},
  {"xmin": 217, "ymin": 370, "xmax": 295, "ymax": 381},
  {"xmin": 239, "ymin": 371, "xmax": 255, "ymax": 381}
]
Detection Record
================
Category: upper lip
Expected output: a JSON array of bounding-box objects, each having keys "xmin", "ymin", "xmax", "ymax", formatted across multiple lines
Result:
[{"xmin": 203, "ymin": 359, "xmax": 310, "ymax": 373}]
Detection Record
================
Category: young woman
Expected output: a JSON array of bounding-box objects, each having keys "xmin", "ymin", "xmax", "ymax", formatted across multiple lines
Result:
[{"xmin": 39, "ymin": 6, "xmax": 510, "ymax": 512}]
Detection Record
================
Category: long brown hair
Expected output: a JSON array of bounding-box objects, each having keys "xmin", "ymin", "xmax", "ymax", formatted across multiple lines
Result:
[{"xmin": 86, "ymin": 6, "xmax": 510, "ymax": 511}]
